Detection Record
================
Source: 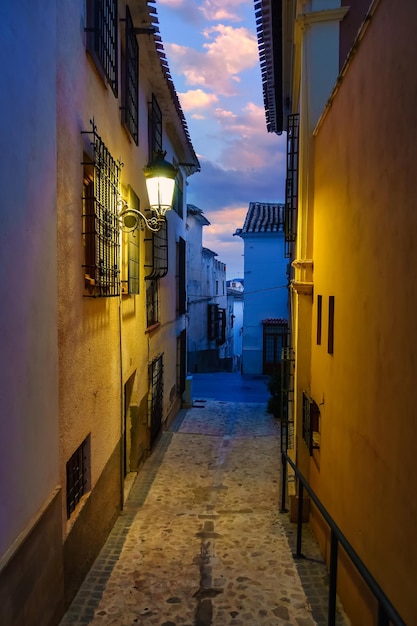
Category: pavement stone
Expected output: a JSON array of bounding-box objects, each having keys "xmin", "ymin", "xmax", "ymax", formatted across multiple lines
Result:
[{"xmin": 60, "ymin": 395, "xmax": 350, "ymax": 626}]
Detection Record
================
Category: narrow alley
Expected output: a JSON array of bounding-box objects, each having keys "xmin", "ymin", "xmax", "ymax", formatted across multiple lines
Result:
[{"xmin": 60, "ymin": 374, "xmax": 349, "ymax": 626}]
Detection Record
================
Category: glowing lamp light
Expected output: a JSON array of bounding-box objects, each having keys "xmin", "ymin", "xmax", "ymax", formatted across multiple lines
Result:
[{"xmin": 144, "ymin": 150, "xmax": 177, "ymax": 218}]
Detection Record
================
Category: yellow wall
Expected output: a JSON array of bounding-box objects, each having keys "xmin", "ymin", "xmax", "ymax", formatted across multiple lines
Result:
[{"xmin": 309, "ymin": 1, "xmax": 417, "ymax": 622}]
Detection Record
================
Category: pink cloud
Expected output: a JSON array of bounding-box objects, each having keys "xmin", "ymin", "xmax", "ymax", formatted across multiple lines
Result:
[
  {"xmin": 164, "ymin": 25, "xmax": 257, "ymax": 96},
  {"xmin": 199, "ymin": 0, "xmax": 246, "ymax": 22},
  {"xmin": 178, "ymin": 88, "xmax": 219, "ymax": 111}
]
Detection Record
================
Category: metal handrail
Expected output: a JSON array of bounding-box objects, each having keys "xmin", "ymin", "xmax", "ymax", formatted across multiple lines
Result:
[{"xmin": 281, "ymin": 453, "xmax": 406, "ymax": 626}]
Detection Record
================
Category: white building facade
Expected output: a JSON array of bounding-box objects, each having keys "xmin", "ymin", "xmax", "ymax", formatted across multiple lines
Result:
[{"xmin": 235, "ymin": 203, "xmax": 288, "ymax": 375}]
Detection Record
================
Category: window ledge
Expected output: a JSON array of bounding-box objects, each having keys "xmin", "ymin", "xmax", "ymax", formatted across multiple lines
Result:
[{"xmin": 146, "ymin": 322, "xmax": 160, "ymax": 334}]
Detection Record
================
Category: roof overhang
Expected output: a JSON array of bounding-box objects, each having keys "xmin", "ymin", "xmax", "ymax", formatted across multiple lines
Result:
[{"xmin": 254, "ymin": 0, "xmax": 296, "ymax": 134}]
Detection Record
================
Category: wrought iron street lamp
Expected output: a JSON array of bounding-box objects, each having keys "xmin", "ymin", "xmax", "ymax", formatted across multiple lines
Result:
[{"xmin": 119, "ymin": 150, "xmax": 177, "ymax": 232}]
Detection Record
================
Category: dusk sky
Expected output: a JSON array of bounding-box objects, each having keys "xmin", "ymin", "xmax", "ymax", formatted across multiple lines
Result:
[{"xmin": 156, "ymin": 0, "xmax": 287, "ymax": 279}]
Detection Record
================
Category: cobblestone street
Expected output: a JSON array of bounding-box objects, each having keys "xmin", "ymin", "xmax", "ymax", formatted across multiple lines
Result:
[{"xmin": 60, "ymin": 375, "xmax": 349, "ymax": 626}]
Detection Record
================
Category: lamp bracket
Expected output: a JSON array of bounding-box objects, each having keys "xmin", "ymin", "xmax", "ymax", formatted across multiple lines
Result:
[{"xmin": 118, "ymin": 199, "xmax": 164, "ymax": 233}]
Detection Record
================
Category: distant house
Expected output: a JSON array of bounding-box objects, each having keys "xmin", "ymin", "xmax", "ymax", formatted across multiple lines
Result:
[
  {"xmin": 234, "ymin": 202, "xmax": 288, "ymax": 375},
  {"xmin": 187, "ymin": 205, "xmax": 234, "ymax": 372}
]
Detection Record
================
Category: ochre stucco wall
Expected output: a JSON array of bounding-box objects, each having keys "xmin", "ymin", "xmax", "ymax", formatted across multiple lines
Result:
[{"xmin": 310, "ymin": 2, "xmax": 417, "ymax": 622}]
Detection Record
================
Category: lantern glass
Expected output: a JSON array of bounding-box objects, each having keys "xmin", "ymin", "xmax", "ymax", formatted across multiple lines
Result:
[
  {"xmin": 145, "ymin": 176, "xmax": 175, "ymax": 215},
  {"xmin": 144, "ymin": 151, "xmax": 177, "ymax": 215}
]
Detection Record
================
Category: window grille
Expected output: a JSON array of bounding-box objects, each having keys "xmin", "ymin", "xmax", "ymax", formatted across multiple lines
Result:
[
  {"xmin": 66, "ymin": 436, "xmax": 90, "ymax": 519},
  {"xmin": 122, "ymin": 6, "xmax": 138, "ymax": 144},
  {"xmin": 128, "ymin": 232, "xmax": 140, "ymax": 294},
  {"xmin": 149, "ymin": 354, "xmax": 163, "ymax": 446},
  {"xmin": 86, "ymin": 0, "xmax": 118, "ymax": 96},
  {"xmin": 146, "ymin": 279, "xmax": 159, "ymax": 327},
  {"xmin": 144, "ymin": 220, "xmax": 168, "ymax": 279},
  {"xmin": 284, "ymin": 113, "xmax": 299, "ymax": 258},
  {"xmin": 123, "ymin": 186, "xmax": 140, "ymax": 295},
  {"xmin": 172, "ymin": 172, "xmax": 184, "ymax": 218},
  {"xmin": 302, "ymin": 391, "xmax": 320, "ymax": 455},
  {"xmin": 148, "ymin": 93, "xmax": 162, "ymax": 158},
  {"xmin": 177, "ymin": 330, "xmax": 186, "ymax": 396},
  {"xmin": 208, "ymin": 303, "xmax": 226, "ymax": 345},
  {"xmin": 82, "ymin": 121, "xmax": 121, "ymax": 297},
  {"xmin": 280, "ymin": 344, "xmax": 295, "ymax": 452},
  {"xmin": 262, "ymin": 320, "xmax": 288, "ymax": 375},
  {"xmin": 177, "ymin": 237, "xmax": 186, "ymax": 315}
]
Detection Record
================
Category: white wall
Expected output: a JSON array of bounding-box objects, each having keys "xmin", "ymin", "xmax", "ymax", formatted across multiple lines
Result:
[{"xmin": 0, "ymin": 0, "xmax": 59, "ymax": 559}]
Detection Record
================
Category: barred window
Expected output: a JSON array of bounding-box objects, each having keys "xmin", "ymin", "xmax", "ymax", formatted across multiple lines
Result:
[
  {"xmin": 86, "ymin": 0, "xmax": 118, "ymax": 97},
  {"xmin": 302, "ymin": 392, "xmax": 320, "ymax": 456},
  {"xmin": 146, "ymin": 279, "xmax": 159, "ymax": 327},
  {"xmin": 66, "ymin": 436, "xmax": 91, "ymax": 519},
  {"xmin": 122, "ymin": 6, "xmax": 139, "ymax": 144},
  {"xmin": 177, "ymin": 330, "xmax": 186, "ymax": 396},
  {"xmin": 284, "ymin": 113, "xmax": 299, "ymax": 258},
  {"xmin": 121, "ymin": 186, "xmax": 140, "ymax": 295},
  {"xmin": 208, "ymin": 303, "xmax": 226, "ymax": 345},
  {"xmin": 82, "ymin": 122, "xmax": 121, "ymax": 297},
  {"xmin": 148, "ymin": 93, "xmax": 162, "ymax": 158},
  {"xmin": 149, "ymin": 354, "xmax": 164, "ymax": 446},
  {"xmin": 172, "ymin": 172, "xmax": 184, "ymax": 218},
  {"xmin": 144, "ymin": 220, "xmax": 168, "ymax": 280},
  {"xmin": 177, "ymin": 237, "xmax": 186, "ymax": 315}
]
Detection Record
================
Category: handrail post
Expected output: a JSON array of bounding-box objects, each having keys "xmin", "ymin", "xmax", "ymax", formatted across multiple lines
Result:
[
  {"xmin": 280, "ymin": 453, "xmax": 287, "ymax": 513},
  {"xmin": 377, "ymin": 603, "xmax": 389, "ymax": 626},
  {"xmin": 328, "ymin": 529, "xmax": 338, "ymax": 626},
  {"xmin": 295, "ymin": 480, "xmax": 304, "ymax": 558}
]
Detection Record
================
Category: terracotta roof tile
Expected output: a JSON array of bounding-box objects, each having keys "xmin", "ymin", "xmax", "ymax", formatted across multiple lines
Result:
[{"xmin": 240, "ymin": 202, "xmax": 285, "ymax": 234}]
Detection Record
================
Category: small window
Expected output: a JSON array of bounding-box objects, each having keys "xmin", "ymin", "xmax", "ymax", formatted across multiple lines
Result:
[
  {"xmin": 302, "ymin": 393, "xmax": 320, "ymax": 456},
  {"xmin": 177, "ymin": 330, "xmax": 186, "ymax": 396},
  {"xmin": 149, "ymin": 353, "xmax": 164, "ymax": 446},
  {"xmin": 121, "ymin": 186, "xmax": 140, "ymax": 295},
  {"xmin": 172, "ymin": 171, "xmax": 184, "ymax": 218},
  {"xmin": 328, "ymin": 296, "xmax": 335, "ymax": 355},
  {"xmin": 148, "ymin": 93, "xmax": 162, "ymax": 158},
  {"xmin": 317, "ymin": 295, "xmax": 322, "ymax": 345},
  {"xmin": 144, "ymin": 220, "xmax": 168, "ymax": 279},
  {"xmin": 146, "ymin": 279, "xmax": 159, "ymax": 327},
  {"xmin": 177, "ymin": 237, "xmax": 186, "ymax": 315},
  {"xmin": 122, "ymin": 6, "xmax": 139, "ymax": 144},
  {"xmin": 66, "ymin": 435, "xmax": 91, "ymax": 519},
  {"xmin": 208, "ymin": 304, "xmax": 226, "ymax": 345},
  {"xmin": 86, "ymin": 0, "xmax": 118, "ymax": 96}
]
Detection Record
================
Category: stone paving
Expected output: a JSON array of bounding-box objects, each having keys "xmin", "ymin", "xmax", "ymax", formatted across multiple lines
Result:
[{"xmin": 60, "ymin": 399, "xmax": 350, "ymax": 626}]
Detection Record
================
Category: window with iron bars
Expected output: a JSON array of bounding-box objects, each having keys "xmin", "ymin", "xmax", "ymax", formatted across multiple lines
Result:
[
  {"xmin": 148, "ymin": 93, "xmax": 162, "ymax": 159},
  {"xmin": 149, "ymin": 354, "xmax": 164, "ymax": 447},
  {"xmin": 66, "ymin": 435, "xmax": 91, "ymax": 519},
  {"xmin": 120, "ymin": 186, "xmax": 140, "ymax": 295},
  {"xmin": 121, "ymin": 6, "xmax": 139, "ymax": 144},
  {"xmin": 86, "ymin": 0, "xmax": 118, "ymax": 97},
  {"xmin": 144, "ymin": 220, "xmax": 168, "ymax": 280},
  {"xmin": 302, "ymin": 391, "xmax": 320, "ymax": 455},
  {"xmin": 146, "ymin": 279, "xmax": 159, "ymax": 327},
  {"xmin": 208, "ymin": 303, "xmax": 226, "ymax": 345},
  {"xmin": 177, "ymin": 329, "xmax": 186, "ymax": 397},
  {"xmin": 82, "ymin": 122, "xmax": 121, "ymax": 297},
  {"xmin": 172, "ymin": 171, "xmax": 184, "ymax": 218},
  {"xmin": 284, "ymin": 113, "xmax": 299, "ymax": 258},
  {"xmin": 177, "ymin": 237, "xmax": 186, "ymax": 316}
]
